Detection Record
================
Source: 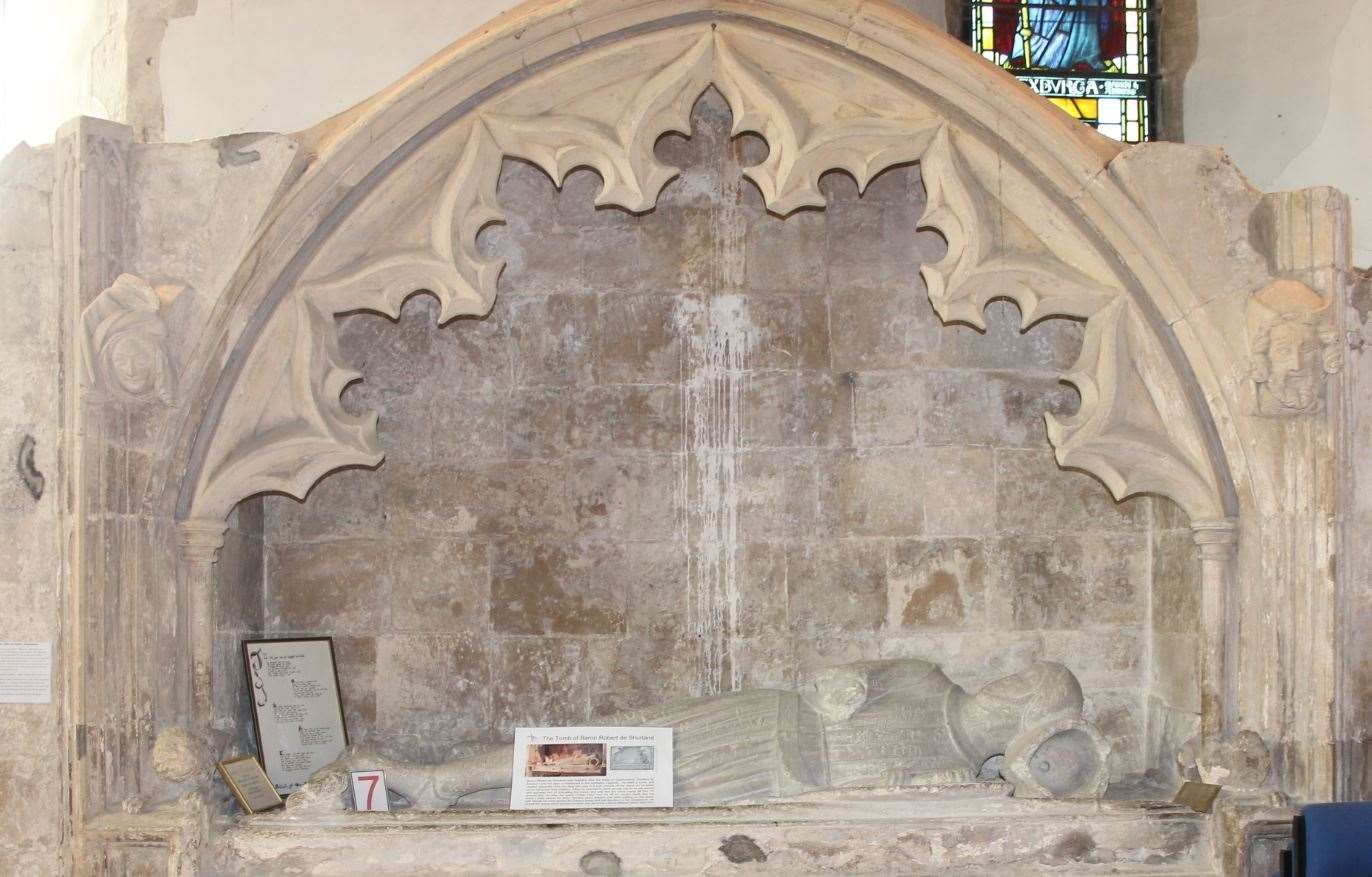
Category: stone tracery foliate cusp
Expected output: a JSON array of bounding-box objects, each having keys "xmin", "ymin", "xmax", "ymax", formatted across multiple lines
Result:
[{"xmin": 186, "ymin": 22, "xmax": 1226, "ymax": 528}]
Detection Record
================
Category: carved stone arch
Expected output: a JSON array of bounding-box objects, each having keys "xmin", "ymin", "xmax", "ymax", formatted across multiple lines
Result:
[{"xmin": 167, "ymin": 0, "xmax": 1237, "ymax": 538}]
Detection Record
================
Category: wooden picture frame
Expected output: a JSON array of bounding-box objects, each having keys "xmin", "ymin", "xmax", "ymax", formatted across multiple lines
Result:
[
  {"xmin": 242, "ymin": 637, "xmax": 350, "ymax": 793},
  {"xmin": 217, "ymin": 755, "xmax": 285, "ymax": 814}
]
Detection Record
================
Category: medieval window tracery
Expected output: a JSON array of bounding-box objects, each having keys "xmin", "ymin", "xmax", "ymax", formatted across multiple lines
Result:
[{"xmin": 967, "ymin": 0, "xmax": 1157, "ymax": 143}]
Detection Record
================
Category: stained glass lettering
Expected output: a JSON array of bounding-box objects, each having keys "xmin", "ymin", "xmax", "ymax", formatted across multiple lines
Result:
[{"xmin": 968, "ymin": 1, "xmax": 1156, "ymax": 143}]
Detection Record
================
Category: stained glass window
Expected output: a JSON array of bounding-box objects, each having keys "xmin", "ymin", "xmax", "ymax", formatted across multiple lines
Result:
[{"xmin": 967, "ymin": 1, "xmax": 1157, "ymax": 143}]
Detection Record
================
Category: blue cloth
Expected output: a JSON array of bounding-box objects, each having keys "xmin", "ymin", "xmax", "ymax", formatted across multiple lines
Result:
[
  {"xmin": 1012, "ymin": 0, "xmax": 1111, "ymax": 71},
  {"xmin": 1301, "ymin": 803, "xmax": 1372, "ymax": 876}
]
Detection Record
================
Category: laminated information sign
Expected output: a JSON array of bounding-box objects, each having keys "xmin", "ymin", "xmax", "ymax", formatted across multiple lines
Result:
[{"xmin": 510, "ymin": 726, "xmax": 672, "ymax": 810}]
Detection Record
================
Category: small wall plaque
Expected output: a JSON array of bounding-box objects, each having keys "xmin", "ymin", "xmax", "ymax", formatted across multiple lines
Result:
[
  {"xmin": 1173, "ymin": 781, "xmax": 1222, "ymax": 813},
  {"xmin": 217, "ymin": 755, "xmax": 284, "ymax": 814}
]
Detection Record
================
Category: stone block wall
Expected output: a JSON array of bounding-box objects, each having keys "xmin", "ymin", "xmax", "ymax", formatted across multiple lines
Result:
[
  {"xmin": 262, "ymin": 93, "xmax": 1158, "ymax": 775},
  {"xmin": 0, "ymin": 144, "xmax": 64, "ymax": 872}
]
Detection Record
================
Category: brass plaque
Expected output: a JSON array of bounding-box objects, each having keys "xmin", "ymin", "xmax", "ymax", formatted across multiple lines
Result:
[{"xmin": 1173, "ymin": 781, "xmax": 1221, "ymax": 813}]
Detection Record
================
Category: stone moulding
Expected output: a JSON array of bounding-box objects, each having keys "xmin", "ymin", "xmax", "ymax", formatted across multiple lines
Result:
[{"xmin": 177, "ymin": 10, "xmax": 1233, "ymax": 529}]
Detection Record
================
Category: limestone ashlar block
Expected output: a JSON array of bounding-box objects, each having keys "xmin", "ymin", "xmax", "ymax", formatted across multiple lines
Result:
[
  {"xmin": 1150, "ymin": 632, "xmax": 1201, "ymax": 714},
  {"xmin": 921, "ymin": 446, "xmax": 996, "ymax": 536},
  {"xmin": 432, "ymin": 308, "xmax": 512, "ymax": 395},
  {"xmin": 619, "ymin": 541, "xmax": 689, "ymax": 639},
  {"xmin": 634, "ymin": 202, "xmax": 717, "ymax": 292},
  {"xmin": 382, "ymin": 460, "xmax": 568, "ymax": 537},
  {"xmin": 213, "ymin": 525, "xmax": 264, "ymax": 629},
  {"xmin": 1040, "ymin": 630, "xmax": 1144, "ymax": 689},
  {"xmin": 264, "ymin": 467, "xmax": 384, "ymax": 543},
  {"xmin": 427, "ymin": 390, "xmax": 510, "ymax": 463},
  {"xmin": 330, "ymin": 635, "xmax": 378, "ymax": 738},
  {"xmin": 941, "ymin": 299, "xmax": 1085, "ymax": 373},
  {"xmin": 1084, "ymin": 688, "xmax": 1147, "ymax": 778},
  {"xmin": 567, "ymin": 455, "xmax": 678, "ymax": 538},
  {"xmin": 823, "ymin": 192, "xmax": 922, "ymax": 294},
  {"xmin": 828, "ymin": 285, "xmax": 945, "ymax": 372},
  {"xmin": 595, "ymin": 292, "xmax": 693, "ymax": 384},
  {"xmin": 268, "ymin": 538, "xmax": 389, "ymax": 634},
  {"xmin": 738, "ymin": 293, "xmax": 829, "ymax": 370},
  {"xmin": 336, "ymin": 297, "xmax": 442, "ymax": 397},
  {"xmin": 886, "ymin": 537, "xmax": 988, "ymax": 630},
  {"xmin": 492, "ymin": 157, "xmax": 564, "ymax": 235},
  {"xmin": 742, "ymin": 371, "xmax": 853, "ymax": 449},
  {"xmin": 578, "ymin": 385, "xmax": 682, "ymax": 453},
  {"xmin": 1151, "ymin": 528, "xmax": 1202, "ymax": 635},
  {"xmin": 375, "ymin": 633, "xmax": 493, "ymax": 759},
  {"xmin": 491, "ymin": 637, "xmax": 592, "ymax": 734},
  {"xmin": 490, "ymin": 539, "xmax": 628, "ymax": 636},
  {"xmin": 586, "ymin": 635, "xmax": 698, "ymax": 718},
  {"xmin": 505, "ymin": 387, "xmax": 569, "ymax": 459},
  {"xmin": 211, "ymin": 629, "xmax": 257, "ymax": 750},
  {"xmin": 492, "ymin": 221, "xmax": 582, "ymax": 298},
  {"xmin": 387, "ymin": 538, "xmax": 490, "ymax": 634},
  {"xmin": 995, "ymin": 448, "xmax": 1147, "ymax": 533},
  {"xmin": 579, "ymin": 224, "xmax": 642, "ymax": 292},
  {"xmin": 744, "ymin": 208, "xmax": 829, "ymax": 295},
  {"xmin": 735, "ymin": 449, "xmax": 821, "ymax": 538},
  {"xmin": 818, "ymin": 448, "xmax": 925, "ymax": 537},
  {"xmin": 785, "ymin": 540, "xmax": 888, "ymax": 635},
  {"xmin": 992, "ymin": 532, "xmax": 1148, "ymax": 630},
  {"xmin": 922, "ymin": 370, "xmax": 1076, "ymax": 449},
  {"xmin": 512, "ymin": 384, "xmax": 683, "ymax": 458},
  {"xmin": 851, "ymin": 370, "xmax": 923, "ymax": 447},
  {"xmin": 733, "ymin": 542, "xmax": 789, "ymax": 639},
  {"xmin": 557, "ymin": 168, "xmax": 638, "ymax": 230},
  {"xmin": 509, "ymin": 293, "xmax": 599, "ymax": 388}
]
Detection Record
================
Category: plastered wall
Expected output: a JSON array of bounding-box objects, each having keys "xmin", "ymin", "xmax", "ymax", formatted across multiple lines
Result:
[
  {"xmin": 261, "ymin": 93, "xmax": 1169, "ymax": 778},
  {"xmin": 1184, "ymin": 0, "xmax": 1372, "ymax": 266},
  {"xmin": 0, "ymin": 146, "xmax": 64, "ymax": 873},
  {"xmin": 9, "ymin": 0, "xmax": 1367, "ymax": 263}
]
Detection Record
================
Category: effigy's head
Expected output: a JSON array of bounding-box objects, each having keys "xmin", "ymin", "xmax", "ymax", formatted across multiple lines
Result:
[{"xmin": 812, "ymin": 665, "xmax": 869, "ymax": 722}]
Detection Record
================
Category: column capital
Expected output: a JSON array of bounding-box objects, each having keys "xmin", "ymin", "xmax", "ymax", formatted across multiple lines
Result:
[
  {"xmin": 176, "ymin": 519, "xmax": 227, "ymax": 565},
  {"xmin": 1191, "ymin": 517, "xmax": 1239, "ymax": 554}
]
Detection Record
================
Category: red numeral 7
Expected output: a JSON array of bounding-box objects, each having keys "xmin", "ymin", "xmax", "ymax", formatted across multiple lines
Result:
[{"xmin": 358, "ymin": 773, "xmax": 380, "ymax": 809}]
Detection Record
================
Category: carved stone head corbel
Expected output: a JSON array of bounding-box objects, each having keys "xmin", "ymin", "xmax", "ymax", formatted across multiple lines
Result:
[
  {"xmin": 80, "ymin": 273, "xmax": 181, "ymax": 406},
  {"xmin": 1247, "ymin": 278, "xmax": 1342, "ymax": 417}
]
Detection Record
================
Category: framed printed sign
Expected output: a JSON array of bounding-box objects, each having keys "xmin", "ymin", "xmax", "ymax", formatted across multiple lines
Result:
[{"xmin": 242, "ymin": 637, "xmax": 349, "ymax": 793}]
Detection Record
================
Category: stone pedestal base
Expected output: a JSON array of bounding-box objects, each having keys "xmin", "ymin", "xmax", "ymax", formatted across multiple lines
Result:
[{"xmin": 214, "ymin": 789, "xmax": 1214, "ymax": 874}]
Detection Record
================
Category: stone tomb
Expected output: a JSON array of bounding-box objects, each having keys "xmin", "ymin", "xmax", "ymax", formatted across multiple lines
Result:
[{"xmin": 30, "ymin": 0, "xmax": 1362, "ymax": 873}]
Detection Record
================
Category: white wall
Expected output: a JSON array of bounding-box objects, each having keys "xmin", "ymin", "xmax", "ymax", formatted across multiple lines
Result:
[
  {"xmin": 159, "ymin": 0, "xmax": 521, "ymax": 141},
  {"xmin": 0, "ymin": 0, "xmax": 116, "ymax": 154},
  {"xmin": 158, "ymin": 0, "xmax": 946, "ymax": 141},
  {"xmin": 1186, "ymin": 0, "xmax": 1372, "ymax": 265},
  {"xmin": 3, "ymin": 0, "xmax": 1366, "ymax": 256}
]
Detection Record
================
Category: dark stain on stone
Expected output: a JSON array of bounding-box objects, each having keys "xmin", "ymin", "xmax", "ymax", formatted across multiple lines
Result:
[
  {"xmin": 1046, "ymin": 830, "xmax": 1097, "ymax": 863},
  {"xmin": 1351, "ymin": 269, "xmax": 1372, "ymax": 325},
  {"xmin": 579, "ymin": 849, "xmax": 622, "ymax": 875},
  {"xmin": 213, "ymin": 133, "xmax": 263, "ymax": 168},
  {"xmin": 1002, "ymin": 385, "xmax": 1029, "ymax": 422},
  {"xmin": 720, "ymin": 834, "xmax": 767, "ymax": 864},
  {"xmin": 17, "ymin": 434, "xmax": 43, "ymax": 500},
  {"xmin": 902, "ymin": 569, "xmax": 963, "ymax": 627}
]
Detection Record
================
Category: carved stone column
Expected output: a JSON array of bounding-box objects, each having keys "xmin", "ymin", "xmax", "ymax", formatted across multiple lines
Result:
[
  {"xmin": 54, "ymin": 117, "xmax": 135, "ymax": 843},
  {"xmin": 176, "ymin": 520, "xmax": 227, "ymax": 732},
  {"xmin": 1192, "ymin": 518, "xmax": 1239, "ymax": 738}
]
